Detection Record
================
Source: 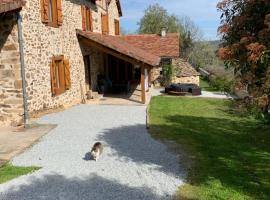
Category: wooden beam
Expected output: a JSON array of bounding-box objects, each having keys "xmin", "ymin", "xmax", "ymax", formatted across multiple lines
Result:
[
  {"xmin": 141, "ymin": 63, "xmax": 146, "ymax": 104},
  {"xmin": 79, "ymin": 36, "xmax": 143, "ymax": 66}
]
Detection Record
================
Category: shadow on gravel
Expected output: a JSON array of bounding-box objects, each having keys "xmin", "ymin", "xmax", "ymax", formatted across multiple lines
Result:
[
  {"xmin": 83, "ymin": 152, "xmax": 92, "ymax": 161},
  {"xmin": 2, "ymin": 174, "xmax": 166, "ymax": 200},
  {"xmin": 97, "ymin": 124, "xmax": 185, "ymax": 178}
]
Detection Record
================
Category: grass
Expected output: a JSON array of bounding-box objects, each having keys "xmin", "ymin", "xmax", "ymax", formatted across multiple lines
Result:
[
  {"xmin": 149, "ymin": 96, "xmax": 270, "ymax": 200},
  {"xmin": 200, "ymin": 77, "xmax": 218, "ymax": 92},
  {"xmin": 0, "ymin": 164, "xmax": 40, "ymax": 184}
]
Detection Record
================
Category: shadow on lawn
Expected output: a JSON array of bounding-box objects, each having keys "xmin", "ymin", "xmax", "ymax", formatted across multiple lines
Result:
[
  {"xmin": 150, "ymin": 114, "xmax": 270, "ymax": 199},
  {"xmin": 1, "ymin": 173, "xmax": 166, "ymax": 200}
]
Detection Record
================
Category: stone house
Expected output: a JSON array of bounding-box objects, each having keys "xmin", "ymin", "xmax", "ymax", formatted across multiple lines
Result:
[{"xmin": 0, "ymin": 0, "xmax": 180, "ymax": 127}]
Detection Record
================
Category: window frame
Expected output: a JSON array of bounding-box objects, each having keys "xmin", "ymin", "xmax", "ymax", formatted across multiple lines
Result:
[
  {"xmin": 50, "ymin": 55, "xmax": 71, "ymax": 97},
  {"xmin": 52, "ymin": 56, "xmax": 65, "ymax": 96},
  {"xmin": 48, "ymin": 0, "xmax": 58, "ymax": 27},
  {"xmin": 41, "ymin": 0, "xmax": 62, "ymax": 28}
]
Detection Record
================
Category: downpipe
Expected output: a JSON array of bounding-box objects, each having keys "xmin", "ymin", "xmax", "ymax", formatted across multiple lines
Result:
[{"xmin": 17, "ymin": 13, "xmax": 29, "ymax": 127}]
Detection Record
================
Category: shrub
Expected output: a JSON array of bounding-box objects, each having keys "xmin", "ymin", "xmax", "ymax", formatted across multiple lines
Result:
[
  {"xmin": 209, "ymin": 75, "xmax": 234, "ymax": 94},
  {"xmin": 162, "ymin": 64, "xmax": 173, "ymax": 86}
]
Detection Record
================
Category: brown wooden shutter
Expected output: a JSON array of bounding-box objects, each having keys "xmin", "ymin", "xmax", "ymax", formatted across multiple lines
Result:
[
  {"xmin": 102, "ymin": 14, "xmax": 109, "ymax": 34},
  {"xmin": 50, "ymin": 60, "xmax": 56, "ymax": 96},
  {"xmin": 89, "ymin": 9, "xmax": 93, "ymax": 31},
  {"xmin": 115, "ymin": 19, "xmax": 120, "ymax": 35},
  {"xmin": 81, "ymin": 5, "xmax": 86, "ymax": 31},
  {"xmin": 57, "ymin": 0, "xmax": 63, "ymax": 26},
  {"xmin": 64, "ymin": 59, "xmax": 71, "ymax": 90},
  {"xmin": 40, "ymin": 0, "xmax": 49, "ymax": 23}
]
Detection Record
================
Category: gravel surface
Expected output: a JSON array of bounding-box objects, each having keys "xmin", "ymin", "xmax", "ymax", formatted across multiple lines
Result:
[{"xmin": 0, "ymin": 105, "xmax": 185, "ymax": 200}]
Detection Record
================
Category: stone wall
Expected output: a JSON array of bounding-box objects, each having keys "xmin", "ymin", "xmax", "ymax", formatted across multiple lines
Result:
[
  {"xmin": 151, "ymin": 63, "xmax": 200, "ymax": 86},
  {"xmin": 151, "ymin": 66, "xmax": 162, "ymax": 84},
  {"xmin": 0, "ymin": 12, "xmax": 23, "ymax": 126},
  {"xmin": 108, "ymin": 0, "xmax": 120, "ymax": 35},
  {"xmin": 19, "ymin": 0, "xmax": 120, "ymax": 115},
  {"xmin": 172, "ymin": 76, "xmax": 200, "ymax": 86}
]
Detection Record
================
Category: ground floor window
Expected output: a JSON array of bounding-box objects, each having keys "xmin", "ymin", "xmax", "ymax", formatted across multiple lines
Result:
[{"xmin": 50, "ymin": 55, "xmax": 71, "ymax": 96}]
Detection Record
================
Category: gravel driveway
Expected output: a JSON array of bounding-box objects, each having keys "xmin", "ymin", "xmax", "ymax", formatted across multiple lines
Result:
[{"xmin": 0, "ymin": 105, "xmax": 185, "ymax": 200}]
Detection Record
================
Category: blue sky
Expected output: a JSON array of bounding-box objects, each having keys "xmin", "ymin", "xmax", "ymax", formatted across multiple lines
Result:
[{"xmin": 120, "ymin": 0, "xmax": 221, "ymax": 40}]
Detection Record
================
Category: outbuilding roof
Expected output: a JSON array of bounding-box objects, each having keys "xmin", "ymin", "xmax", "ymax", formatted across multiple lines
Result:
[
  {"xmin": 174, "ymin": 59, "xmax": 200, "ymax": 77},
  {"xmin": 120, "ymin": 33, "xmax": 180, "ymax": 58}
]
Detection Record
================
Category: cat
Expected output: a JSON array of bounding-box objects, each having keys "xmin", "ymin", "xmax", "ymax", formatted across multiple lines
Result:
[{"xmin": 90, "ymin": 142, "xmax": 103, "ymax": 161}]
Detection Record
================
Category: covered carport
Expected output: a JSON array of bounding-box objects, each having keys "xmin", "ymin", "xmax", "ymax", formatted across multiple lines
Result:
[{"xmin": 76, "ymin": 29, "xmax": 160, "ymax": 104}]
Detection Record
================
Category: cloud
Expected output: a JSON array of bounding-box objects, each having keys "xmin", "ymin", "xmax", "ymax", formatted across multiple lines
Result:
[{"xmin": 120, "ymin": 0, "xmax": 221, "ymax": 40}]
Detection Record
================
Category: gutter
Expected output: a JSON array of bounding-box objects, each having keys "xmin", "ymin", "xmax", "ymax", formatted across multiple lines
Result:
[{"xmin": 17, "ymin": 13, "xmax": 29, "ymax": 127}]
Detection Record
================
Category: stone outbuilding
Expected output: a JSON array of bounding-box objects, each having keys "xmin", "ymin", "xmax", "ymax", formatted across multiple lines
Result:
[{"xmin": 172, "ymin": 59, "xmax": 200, "ymax": 86}]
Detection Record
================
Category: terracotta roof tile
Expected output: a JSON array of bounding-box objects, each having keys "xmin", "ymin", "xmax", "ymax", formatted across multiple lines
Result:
[
  {"xmin": 77, "ymin": 30, "xmax": 160, "ymax": 66},
  {"xmin": 174, "ymin": 59, "xmax": 200, "ymax": 77},
  {"xmin": 0, "ymin": 0, "xmax": 25, "ymax": 14},
  {"xmin": 120, "ymin": 33, "xmax": 180, "ymax": 58}
]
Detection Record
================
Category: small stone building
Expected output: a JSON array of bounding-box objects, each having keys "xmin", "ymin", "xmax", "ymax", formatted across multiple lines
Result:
[
  {"xmin": 0, "ymin": 0, "xmax": 180, "ymax": 126},
  {"xmin": 172, "ymin": 59, "xmax": 200, "ymax": 86}
]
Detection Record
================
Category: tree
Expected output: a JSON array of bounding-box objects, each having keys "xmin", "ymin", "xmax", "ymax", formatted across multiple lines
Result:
[
  {"xmin": 138, "ymin": 4, "xmax": 201, "ymax": 57},
  {"xmin": 217, "ymin": 0, "xmax": 270, "ymax": 114},
  {"xmin": 138, "ymin": 4, "xmax": 179, "ymax": 34}
]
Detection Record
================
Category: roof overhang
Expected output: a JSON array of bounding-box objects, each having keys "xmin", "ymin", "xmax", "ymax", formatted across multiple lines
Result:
[
  {"xmin": 0, "ymin": 0, "xmax": 25, "ymax": 14},
  {"xmin": 77, "ymin": 30, "xmax": 160, "ymax": 67}
]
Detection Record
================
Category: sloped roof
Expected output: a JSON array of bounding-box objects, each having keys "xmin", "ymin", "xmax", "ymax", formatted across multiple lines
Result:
[
  {"xmin": 120, "ymin": 33, "xmax": 180, "ymax": 58},
  {"xmin": 77, "ymin": 30, "xmax": 160, "ymax": 66},
  {"xmin": 0, "ymin": 0, "xmax": 25, "ymax": 14},
  {"xmin": 174, "ymin": 59, "xmax": 200, "ymax": 77}
]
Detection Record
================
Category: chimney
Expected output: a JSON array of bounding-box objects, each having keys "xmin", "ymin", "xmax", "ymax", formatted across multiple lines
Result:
[{"xmin": 161, "ymin": 27, "xmax": 167, "ymax": 37}]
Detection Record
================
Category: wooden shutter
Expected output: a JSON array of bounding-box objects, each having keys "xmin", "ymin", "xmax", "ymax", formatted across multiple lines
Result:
[
  {"xmin": 57, "ymin": 0, "xmax": 63, "ymax": 26},
  {"xmin": 64, "ymin": 59, "xmax": 71, "ymax": 90},
  {"xmin": 102, "ymin": 14, "xmax": 109, "ymax": 34},
  {"xmin": 50, "ymin": 60, "xmax": 56, "ymax": 96},
  {"xmin": 115, "ymin": 19, "xmax": 120, "ymax": 35},
  {"xmin": 40, "ymin": 0, "xmax": 49, "ymax": 23},
  {"xmin": 88, "ymin": 9, "xmax": 93, "ymax": 31},
  {"xmin": 81, "ymin": 5, "xmax": 86, "ymax": 31}
]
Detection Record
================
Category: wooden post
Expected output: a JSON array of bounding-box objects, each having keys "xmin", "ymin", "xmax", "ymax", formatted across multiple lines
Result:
[{"xmin": 141, "ymin": 63, "xmax": 146, "ymax": 104}]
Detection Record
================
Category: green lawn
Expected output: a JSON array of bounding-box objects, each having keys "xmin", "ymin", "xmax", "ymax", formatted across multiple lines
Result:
[
  {"xmin": 149, "ymin": 96, "xmax": 270, "ymax": 200},
  {"xmin": 0, "ymin": 164, "xmax": 40, "ymax": 184},
  {"xmin": 200, "ymin": 77, "xmax": 218, "ymax": 92}
]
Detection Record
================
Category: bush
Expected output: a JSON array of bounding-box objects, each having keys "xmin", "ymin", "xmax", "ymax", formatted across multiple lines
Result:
[
  {"xmin": 209, "ymin": 75, "xmax": 234, "ymax": 93},
  {"xmin": 162, "ymin": 64, "xmax": 173, "ymax": 86}
]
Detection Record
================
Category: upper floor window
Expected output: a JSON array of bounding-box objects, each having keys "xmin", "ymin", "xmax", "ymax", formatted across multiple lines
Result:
[
  {"xmin": 40, "ymin": 0, "xmax": 63, "ymax": 27},
  {"xmin": 114, "ymin": 19, "xmax": 120, "ymax": 35},
  {"xmin": 101, "ymin": 14, "xmax": 109, "ymax": 35},
  {"xmin": 81, "ymin": 5, "xmax": 93, "ymax": 31},
  {"xmin": 50, "ymin": 56, "xmax": 71, "ymax": 96}
]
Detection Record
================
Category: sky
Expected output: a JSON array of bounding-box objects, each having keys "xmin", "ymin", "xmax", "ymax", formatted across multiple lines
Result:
[{"xmin": 120, "ymin": 0, "xmax": 221, "ymax": 41}]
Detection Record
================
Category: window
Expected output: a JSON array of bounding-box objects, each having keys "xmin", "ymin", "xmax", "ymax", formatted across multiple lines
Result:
[
  {"xmin": 101, "ymin": 14, "xmax": 109, "ymax": 34},
  {"xmin": 81, "ymin": 5, "xmax": 93, "ymax": 31},
  {"xmin": 40, "ymin": 0, "xmax": 63, "ymax": 27},
  {"xmin": 50, "ymin": 56, "xmax": 71, "ymax": 96},
  {"xmin": 114, "ymin": 19, "xmax": 120, "ymax": 35}
]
